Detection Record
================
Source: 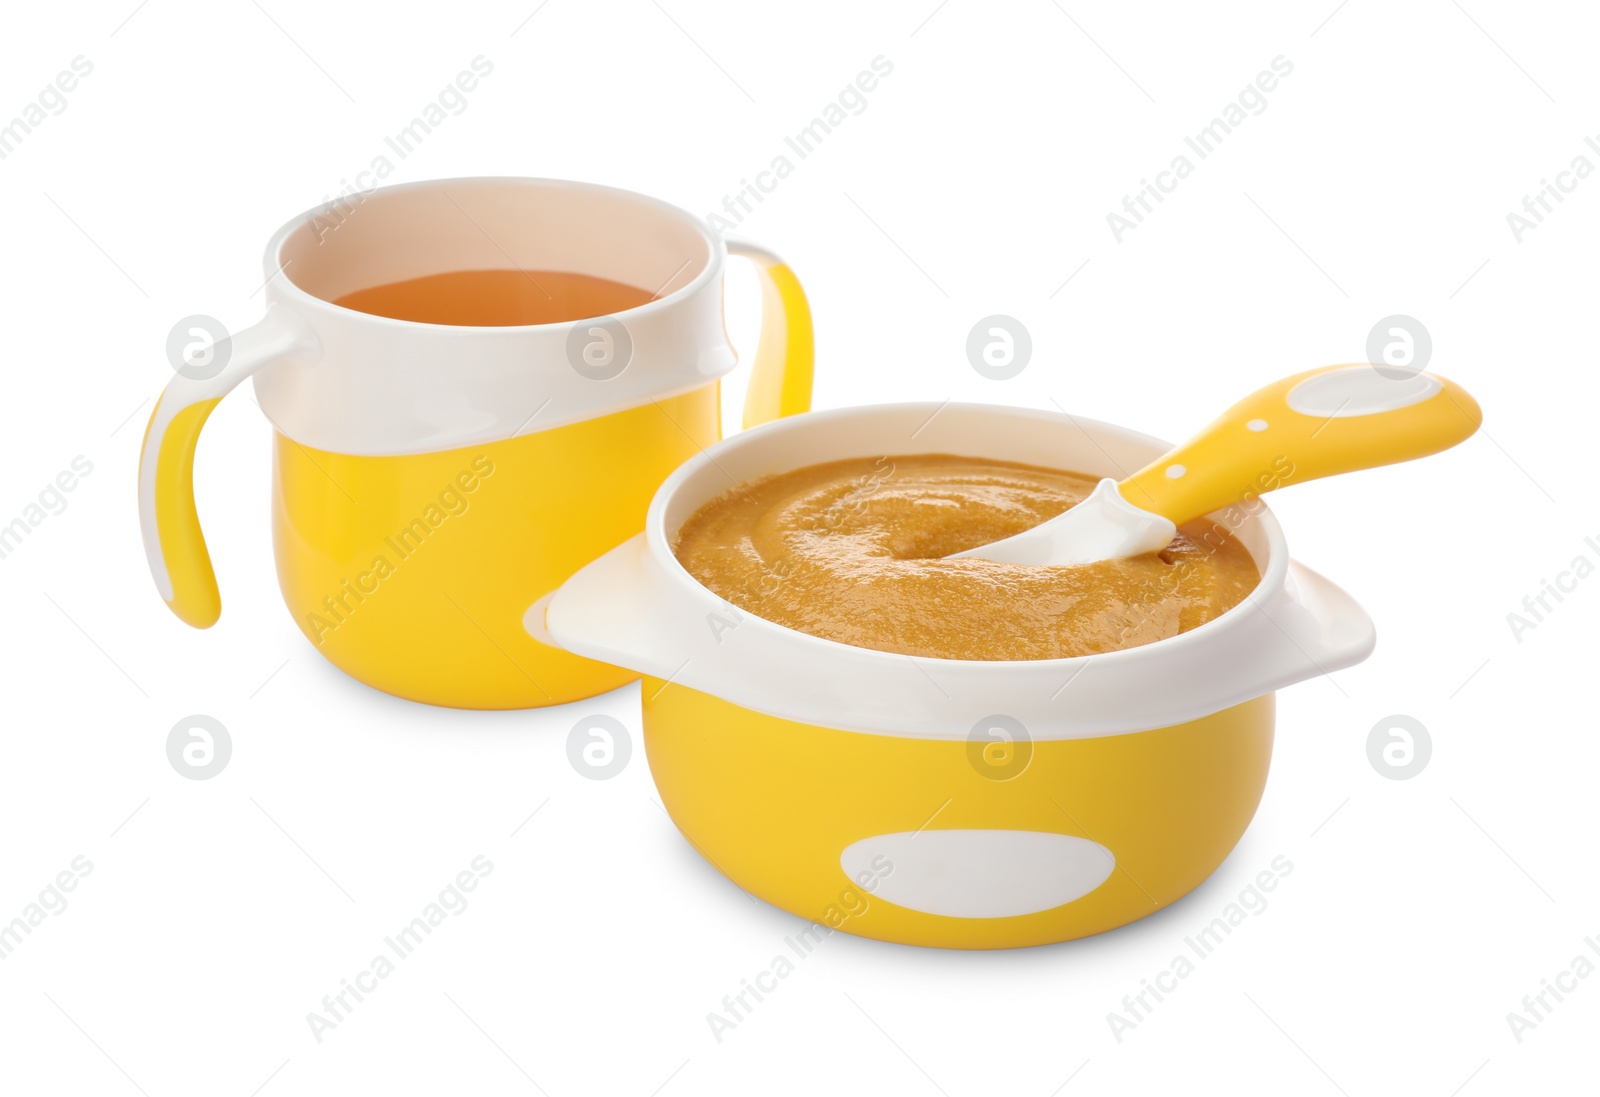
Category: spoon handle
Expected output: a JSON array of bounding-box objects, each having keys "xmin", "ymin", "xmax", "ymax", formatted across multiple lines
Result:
[{"xmin": 1117, "ymin": 363, "xmax": 1482, "ymax": 526}]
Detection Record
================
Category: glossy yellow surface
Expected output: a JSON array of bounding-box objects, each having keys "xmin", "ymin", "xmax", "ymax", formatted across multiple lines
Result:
[
  {"xmin": 741, "ymin": 263, "xmax": 814, "ymax": 429},
  {"xmin": 643, "ymin": 681, "xmax": 1275, "ymax": 949},
  {"xmin": 145, "ymin": 396, "xmax": 224, "ymax": 628},
  {"xmin": 274, "ymin": 388, "xmax": 724, "ymax": 709},
  {"xmin": 145, "ymin": 247, "xmax": 814, "ymax": 708},
  {"xmin": 1120, "ymin": 365, "xmax": 1482, "ymax": 525}
]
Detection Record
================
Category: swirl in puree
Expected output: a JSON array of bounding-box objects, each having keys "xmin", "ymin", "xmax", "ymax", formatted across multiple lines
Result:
[{"xmin": 673, "ymin": 455, "xmax": 1261, "ymax": 661}]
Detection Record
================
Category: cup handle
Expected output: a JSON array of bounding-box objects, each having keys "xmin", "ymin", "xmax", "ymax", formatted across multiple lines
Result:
[
  {"xmin": 138, "ymin": 308, "xmax": 308, "ymax": 628},
  {"xmin": 724, "ymin": 238, "xmax": 813, "ymax": 428}
]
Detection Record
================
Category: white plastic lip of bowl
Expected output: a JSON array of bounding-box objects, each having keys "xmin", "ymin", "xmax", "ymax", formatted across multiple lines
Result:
[{"xmin": 546, "ymin": 402, "xmax": 1377, "ymax": 740}]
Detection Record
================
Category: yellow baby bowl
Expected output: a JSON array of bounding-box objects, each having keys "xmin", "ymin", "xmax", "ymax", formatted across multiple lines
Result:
[
  {"xmin": 138, "ymin": 178, "xmax": 811, "ymax": 709},
  {"xmin": 545, "ymin": 402, "xmax": 1378, "ymax": 948}
]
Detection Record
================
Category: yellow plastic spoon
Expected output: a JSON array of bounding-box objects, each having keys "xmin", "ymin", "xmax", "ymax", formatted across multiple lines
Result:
[{"xmin": 950, "ymin": 363, "xmax": 1483, "ymax": 566}]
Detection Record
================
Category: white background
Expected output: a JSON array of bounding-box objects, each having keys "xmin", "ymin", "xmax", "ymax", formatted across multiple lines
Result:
[{"xmin": 1, "ymin": 1, "xmax": 1594, "ymax": 1093}]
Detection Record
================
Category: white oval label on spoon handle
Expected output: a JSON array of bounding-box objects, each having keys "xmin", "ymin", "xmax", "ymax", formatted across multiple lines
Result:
[{"xmin": 1285, "ymin": 365, "xmax": 1442, "ymax": 418}]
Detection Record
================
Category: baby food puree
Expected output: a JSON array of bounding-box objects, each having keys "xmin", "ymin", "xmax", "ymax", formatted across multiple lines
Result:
[{"xmin": 673, "ymin": 455, "xmax": 1260, "ymax": 661}]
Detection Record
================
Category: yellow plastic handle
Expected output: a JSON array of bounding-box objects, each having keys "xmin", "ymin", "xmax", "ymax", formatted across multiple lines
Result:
[
  {"xmin": 725, "ymin": 240, "xmax": 814, "ymax": 428},
  {"xmin": 139, "ymin": 312, "xmax": 304, "ymax": 627},
  {"xmin": 1118, "ymin": 363, "xmax": 1482, "ymax": 526}
]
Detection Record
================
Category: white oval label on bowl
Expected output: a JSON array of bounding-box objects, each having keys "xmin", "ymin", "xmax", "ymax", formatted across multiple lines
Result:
[{"xmin": 840, "ymin": 829, "xmax": 1116, "ymax": 919}]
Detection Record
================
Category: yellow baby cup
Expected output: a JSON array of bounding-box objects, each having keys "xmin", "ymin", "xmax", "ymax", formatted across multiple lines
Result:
[
  {"xmin": 138, "ymin": 178, "xmax": 812, "ymax": 708},
  {"xmin": 545, "ymin": 403, "xmax": 1376, "ymax": 949}
]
